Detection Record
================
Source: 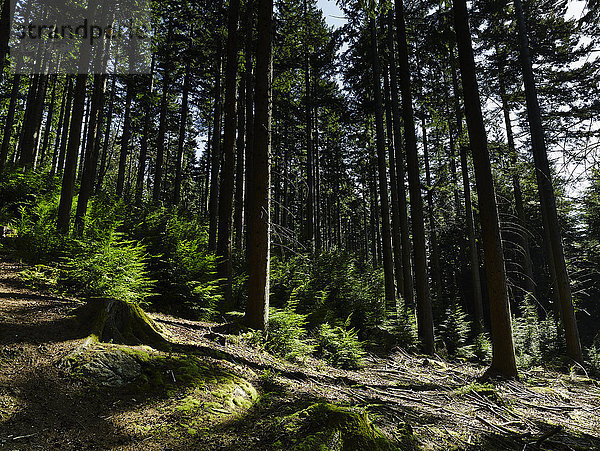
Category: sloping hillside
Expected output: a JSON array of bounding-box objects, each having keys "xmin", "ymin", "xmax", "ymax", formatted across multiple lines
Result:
[{"xmin": 1, "ymin": 259, "xmax": 599, "ymax": 450}]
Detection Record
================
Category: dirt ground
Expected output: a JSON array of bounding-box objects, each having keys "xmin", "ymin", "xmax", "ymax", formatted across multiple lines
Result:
[{"xmin": 1, "ymin": 258, "xmax": 600, "ymax": 450}]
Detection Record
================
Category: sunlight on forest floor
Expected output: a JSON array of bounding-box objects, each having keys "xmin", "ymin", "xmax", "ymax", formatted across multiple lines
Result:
[{"xmin": 0, "ymin": 258, "xmax": 599, "ymax": 450}]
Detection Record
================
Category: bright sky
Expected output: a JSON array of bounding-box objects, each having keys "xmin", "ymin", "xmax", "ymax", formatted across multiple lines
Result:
[{"xmin": 317, "ymin": 0, "xmax": 347, "ymax": 29}]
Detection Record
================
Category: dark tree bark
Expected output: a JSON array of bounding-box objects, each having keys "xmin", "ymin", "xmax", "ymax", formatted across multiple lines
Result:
[
  {"xmin": 96, "ymin": 76, "xmax": 116, "ymax": 193},
  {"xmin": 243, "ymin": 13, "xmax": 255, "ymax": 251},
  {"xmin": 451, "ymin": 57, "xmax": 484, "ymax": 326},
  {"xmin": 74, "ymin": 74, "xmax": 108, "ymax": 234},
  {"xmin": 0, "ymin": 74, "xmax": 21, "ymax": 175},
  {"xmin": 117, "ymin": 77, "xmax": 134, "ymax": 197},
  {"xmin": 51, "ymin": 77, "xmax": 68, "ymax": 176},
  {"xmin": 217, "ymin": 0, "xmax": 241, "ymax": 307},
  {"xmin": 39, "ymin": 75, "xmax": 58, "ymax": 167},
  {"xmin": 453, "ymin": 0, "xmax": 518, "ymax": 378},
  {"xmin": 245, "ymin": 0, "xmax": 272, "ymax": 330},
  {"xmin": 304, "ymin": 0, "xmax": 315, "ymax": 252},
  {"xmin": 0, "ymin": 0, "xmax": 10, "ymax": 78},
  {"xmin": 153, "ymin": 49, "xmax": 171, "ymax": 204},
  {"xmin": 56, "ymin": 76, "xmax": 74, "ymax": 177},
  {"xmin": 174, "ymin": 56, "xmax": 191, "ymax": 205},
  {"xmin": 369, "ymin": 16, "xmax": 396, "ymax": 306},
  {"xmin": 208, "ymin": 41, "xmax": 223, "ymax": 251},
  {"xmin": 387, "ymin": 12, "xmax": 414, "ymax": 306},
  {"xmin": 513, "ymin": 0, "xmax": 582, "ymax": 363},
  {"xmin": 135, "ymin": 55, "xmax": 155, "ymax": 205},
  {"xmin": 233, "ymin": 59, "xmax": 246, "ymax": 248},
  {"xmin": 421, "ymin": 116, "xmax": 442, "ymax": 301},
  {"xmin": 19, "ymin": 74, "xmax": 48, "ymax": 169},
  {"xmin": 495, "ymin": 49, "xmax": 536, "ymax": 301},
  {"xmin": 383, "ymin": 66, "xmax": 405, "ymax": 301},
  {"xmin": 394, "ymin": 0, "xmax": 434, "ymax": 354},
  {"xmin": 57, "ymin": 74, "xmax": 88, "ymax": 234}
]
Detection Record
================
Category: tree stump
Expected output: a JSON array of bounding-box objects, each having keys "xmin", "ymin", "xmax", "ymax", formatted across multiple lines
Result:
[{"xmin": 76, "ymin": 297, "xmax": 170, "ymax": 350}]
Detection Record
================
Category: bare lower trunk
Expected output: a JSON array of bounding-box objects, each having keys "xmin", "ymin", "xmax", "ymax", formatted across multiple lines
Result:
[
  {"xmin": 513, "ymin": 0, "xmax": 582, "ymax": 363},
  {"xmin": 453, "ymin": 0, "xmax": 517, "ymax": 378},
  {"xmin": 394, "ymin": 0, "xmax": 434, "ymax": 353},
  {"xmin": 245, "ymin": 0, "xmax": 272, "ymax": 330}
]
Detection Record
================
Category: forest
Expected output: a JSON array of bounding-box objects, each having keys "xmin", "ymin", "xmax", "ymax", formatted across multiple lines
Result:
[{"xmin": 0, "ymin": 0, "xmax": 599, "ymax": 448}]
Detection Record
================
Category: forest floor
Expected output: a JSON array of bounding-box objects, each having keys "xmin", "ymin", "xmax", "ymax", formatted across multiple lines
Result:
[{"xmin": 1, "ymin": 258, "xmax": 600, "ymax": 451}]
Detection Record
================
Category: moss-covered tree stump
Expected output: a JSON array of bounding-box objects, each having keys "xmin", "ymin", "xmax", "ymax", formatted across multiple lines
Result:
[
  {"xmin": 76, "ymin": 297, "xmax": 170, "ymax": 350},
  {"xmin": 283, "ymin": 403, "xmax": 404, "ymax": 451}
]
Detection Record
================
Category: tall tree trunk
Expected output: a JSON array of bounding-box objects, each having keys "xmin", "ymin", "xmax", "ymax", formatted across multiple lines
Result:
[
  {"xmin": 421, "ymin": 116, "xmax": 442, "ymax": 301},
  {"xmin": 153, "ymin": 50, "xmax": 171, "ymax": 204},
  {"xmin": 387, "ymin": 12, "xmax": 414, "ymax": 306},
  {"xmin": 245, "ymin": 0, "xmax": 272, "ymax": 330},
  {"xmin": 208, "ymin": 42, "xmax": 223, "ymax": 251},
  {"xmin": 513, "ymin": 0, "xmax": 582, "ymax": 363},
  {"xmin": 233, "ymin": 62, "xmax": 246, "ymax": 247},
  {"xmin": 314, "ymin": 107, "xmax": 322, "ymax": 251},
  {"xmin": 96, "ymin": 76, "xmax": 116, "ymax": 193},
  {"xmin": 453, "ymin": 0, "xmax": 518, "ymax": 378},
  {"xmin": 74, "ymin": 74, "xmax": 108, "ymax": 233},
  {"xmin": 0, "ymin": 74, "xmax": 21, "ymax": 175},
  {"xmin": 77, "ymin": 95, "xmax": 91, "ymax": 180},
  {"xmin": 451, "ymin": 57, "xmax": 484, "ymax": 326},
  {"xmin": 369, "ymin": 16, "xmax": 396, "ymax": 306},
  {"xmin": 303, "ymin": 0, "xmax": 315, "ymax": 252},
  {"xmin": 495, "ymin": 50, "xmax": 536, "ymax": 301},
  {"xmin": 243, "ymin": 13, "xmax": 255, "ymax": 251},
  {"xmin": 56, "ymin": 76, "xmax": 74, "ymax": 177},
  {"xmin": 0, "ymin": 0, "xmax": 10, "ymax": 78},
  {"xmin": 135, "ymin": 55, "xmax": 155, "ymax": 205},
  {"xmin": 383, "ymin": 66, "xmax": 405, "ymax": 300},
  {"xmin": 217, "ymin": 0, "xmax": 241, "ymax": 307},
  {"xmin": 39, "ymin": 75, "xmax": 58, "ymax": 167},
  {"xmin": 117, "ymin": 77, "xmax": 134, "ymax": 197},
  {"xmin": 174, "ymin": 57, "xmax": 191, "ymax": 205},
  {"xmin": 51, "ymin": 76, "xmax": 68, "ymax": 176},
  {"xmin": 394, "ymin": 0, "xmax": 434, "ymax": 353},
  {"xmin": 19, "ymin": 74, "xmax": 48, "ymax": 169},
  {"xmin": 57, "ymin": 74, "xmax": 88, "ymax": 234}
]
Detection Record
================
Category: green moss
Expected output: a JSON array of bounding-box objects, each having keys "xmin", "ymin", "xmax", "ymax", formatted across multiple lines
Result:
[
  {"xmin": 282, "ymin": 403, "xmax": 399, "ymax": 451},
  {"xmin": 75, "ymin": 298, "xmax": 171, "ymax": 350},
  {"xmin": 455, "ymin": 382, "xmax": 504, "ymax": 406}
]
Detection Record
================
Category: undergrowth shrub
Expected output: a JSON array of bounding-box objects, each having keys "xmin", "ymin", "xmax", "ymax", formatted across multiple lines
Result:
[
  {"xmin": 375, "ymin": 304, "xmax": 419, "ymax": 352},
  {"xmin": 513, "ymin": 295, "xmax": 563, "ymax": 368},
  {"xmin": 587, "ymin": 341, "xmax": 600, "ymax": 378},
  {"xmin": 243, "ymin": 306, "xmax": 314, "ymax": 361},
  {"xmin": 59, "ymin": 231, "xmax": 154, "ymax": 306},
  {"xmin": 315, "ymin": 317, "xmax": 365, "ymax": 369},
  {"xmin": 127, "ymin": 207, "xmax": 220, "ymax": 317},
  {"xmin": 270, "ymin": 250, "xmax": 386, "ymax": 332},
  {"xmin": 1, "ymin": 170, "xmax": 65, "ymax": 262},
  {"xmin": 439, "ymin": 303, "xmax": 473, "ymax": 359},
  {"xmin": 473, "ymin": 332, "xmax": 492, "ymax": 364}
]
